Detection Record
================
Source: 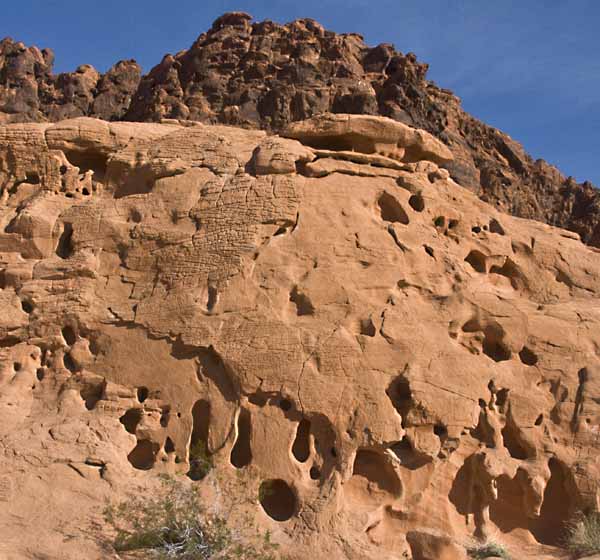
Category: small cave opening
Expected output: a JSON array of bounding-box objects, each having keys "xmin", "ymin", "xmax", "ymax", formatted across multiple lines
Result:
[
  {"xmin": 61, "ymin": 325, "xmax": 77, "ymax": 346},
  {"xmin": 63, "ymin": 351, "xmax": 79, "ymax": 373},
  {"xmin": 310, "ymin": 466, "xmax": 321, "ymax": 480},
  {"xmin": 378, "ymin": 192, "xmax": 409, "ymax": 224},
  {"xmin": 137, "ymin": 386, "xmax": 149, "ymax": 403},
  {"xmin": 278, "ymin": 398, "xmax": 292, "ymax": 412},
  {"xmin": 259, "ymin": 479, "xmax": 297, "ymax": 522},
  {"xmin": 351, "ymin": 448, "xmax": 403, "ymax": 496},
  {"xmin": 408, "ymin": 193, "xmax": 425, "ymax": 212},
  {"xmin": 21, "ymin": 300, "xmax": 34, "ymax": 314},
  {"xmin": 501, "ymin": 421, "xmax": 531, "ymax": 460},
  {"xmin": 464, "ymin": 250, "xmax": 487, "ymax": 273},
  {"xmin": 206, "ymin": 284, "xmax": 218, "ymax": 312},
  {"xmin": 230, "ymin": 407, "xmax": 252, "ymax": 469},
  {"xmin": 188, "ymin": 399, "xmax": 211, "ymax": 480},
  {"xmin": 80, "ymin": 381, "xmax": 104, "ymax": 410},
  {"xmin": 289, "ymin": 286, "xmax": 315, "ymax": 316},
  {"xmin": 63, "ymin": 149, "xmax": 108, "ymax": 182},
  {"xmin": 519, "ymin": 346, "xmax": 538, "ymax": 366},
  {"xmin": 359, "ymin": 318, "xmax": 376, "ymax": 337},
  {"xmin": 127, "ymin": 439, "xmax": 159, "ymax": 470},
  {"xmin": 160, "ymin": 405, "xmax": 171, "ymax": 427},
  {"xmin": 386, "ymin": 374, "xmax": 412, "ymax": 425},
  {"xmin": 291, "ymin": 419, "xmax": 311, "ymax": 463},
  {"xmin": 489, "ymin": 218, "xmax": 506, "ymax": 235},
  {"xmin": 120, "ymin": 408, "xmax": 143, "ymax": 435},
  {"xmin": 482, "ymin": 325, "xmax": 512, "ymax": 362},
  {"xmin": 56, "ymin": 222, "xmax": 74, "ymax": 259},
  {"xmin": 164, "ymin": 437, "xmax": 175, "ymax": 454},
  {"xmin": 530, "ymin": 458, "xmax": 577, "ymax": 545},
  {"xmin": 433, "ymin": 216, "xmax": 446, "ymax": 229}
]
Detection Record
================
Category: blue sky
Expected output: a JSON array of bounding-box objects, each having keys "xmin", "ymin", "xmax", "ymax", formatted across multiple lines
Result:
[{"xmin": 3, "ymin": 0, "xmax": 599, "ymax": 185}]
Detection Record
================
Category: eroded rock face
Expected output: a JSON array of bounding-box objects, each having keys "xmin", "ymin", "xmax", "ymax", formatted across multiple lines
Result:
[
  {"xmin": 2, "ymin": 14, "xmax": 600, "ymax": 250},
  {"xmin": 0, "ymin": 116, "xmax": 599, "ymax": 560}
]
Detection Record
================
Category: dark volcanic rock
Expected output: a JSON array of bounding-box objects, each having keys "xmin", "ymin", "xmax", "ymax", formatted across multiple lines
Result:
[{"xmin": 1, "ymin": 13, "xmax": 599, "ymax": 246}]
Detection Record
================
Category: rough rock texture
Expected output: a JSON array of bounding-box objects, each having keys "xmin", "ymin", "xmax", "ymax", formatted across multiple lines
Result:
[
  {"xmin": 1, "ymin": 13, "xmax": 600, "ymax": 249},
  {"xmin": 1, "ymin": 115, "xmax": 599, "ymax": 560}
]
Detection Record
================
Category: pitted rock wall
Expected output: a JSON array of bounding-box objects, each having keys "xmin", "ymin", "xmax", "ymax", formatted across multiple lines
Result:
[{"xmin": 0, "ymin": 115, "xmax": 599, "ymax": 560}]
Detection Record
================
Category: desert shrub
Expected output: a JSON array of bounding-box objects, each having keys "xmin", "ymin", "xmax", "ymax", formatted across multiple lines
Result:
[
  {"xmin": 188, "ymin": 441, "xmax": 213, "ymax": 481},
  {"xmin": 466, "ymin": 540, "xmax": 511, "ymax": 559},
  {"xmin": 104, "ymin": 475, "xmax": 280, "ymax": 559},
  {"xmin": 565, "ymin": 512, "xmax": 600, "ymax": 558}
]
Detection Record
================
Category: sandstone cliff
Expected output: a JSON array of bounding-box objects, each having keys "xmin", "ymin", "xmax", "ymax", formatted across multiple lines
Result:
[
  {"xmin": 1, "ymin": 12, "xmax": 600, "ymax": 250},
  {"xmin": 0, "ymin": 114, "xmax": 599, "ymax": 559}
]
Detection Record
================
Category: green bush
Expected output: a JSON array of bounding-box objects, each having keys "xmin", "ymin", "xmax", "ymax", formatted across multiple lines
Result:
[
  {"xmin": 188, "ymin": 441, "xmax": 213, "ymax": 481},
  {"xmin": 565, "ymin": 512, "xmax": 600, "ymax": 558},
  {"xmin": 466, "ymin": 541, "xmax": 511, "ymax": 559},
  {"xmin": 104, "ymin": 475, "xmax": 280, "ymax": 559}
]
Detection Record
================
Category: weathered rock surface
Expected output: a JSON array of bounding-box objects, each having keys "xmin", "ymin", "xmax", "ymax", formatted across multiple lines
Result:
[
  {"xmin": 0, "ymin": 115, "xmax": 598, "ymax": 559},
  {"xmin": 1, "ymin": 13, "xmax": 600, "ymax": 250}
]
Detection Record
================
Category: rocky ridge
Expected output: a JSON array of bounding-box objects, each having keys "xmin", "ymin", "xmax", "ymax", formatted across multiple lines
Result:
[
  {"xmin": 0, "ymin": 113, "xmax": 599, "ymax": 559},
  {"xmin": 1, "ymin": 12, "xmax": 600, "ymax": 247}
]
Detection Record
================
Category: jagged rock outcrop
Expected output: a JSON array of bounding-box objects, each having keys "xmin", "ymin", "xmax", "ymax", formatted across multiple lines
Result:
[
  {"xmin": 1, "ymin": 13, "xmax": 600, "ymax": 249},
  {"xmin": 1, "ymin": 115, "xmax": 599, "ymax": 560}
]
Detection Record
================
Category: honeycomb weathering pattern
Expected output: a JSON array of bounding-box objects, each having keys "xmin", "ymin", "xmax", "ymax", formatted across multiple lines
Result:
[
  {"xmin": 2, "ymin": 12, "xmax": 600, "ymax": 249},
  {"xmin": 0, "ymin": 114, "xmax": 599, "ymax": 559}
]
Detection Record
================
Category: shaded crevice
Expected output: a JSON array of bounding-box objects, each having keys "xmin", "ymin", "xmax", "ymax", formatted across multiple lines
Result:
[
  {"xmin": 230, "ymin": 407, "xmax": 252, "ymax": 468},
  {"xmin": 291, "ymin": 418, "xmax": 311, "ymax": 463},
  {"xmin": 188, "ymin": 399, "xmax": 211, "ymax": 480},
  {"xmin": 56, "ymin": 222, "xmax": 74, "ymax": 259}
]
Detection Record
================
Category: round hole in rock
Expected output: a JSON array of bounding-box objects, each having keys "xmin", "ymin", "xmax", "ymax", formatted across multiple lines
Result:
[
  {"xmin": 120, "ymin": 408, "xmax": 143, "ymax": 434},
  {"xmin": 408, "ymin": 193, "xmax": 425, "ymax": 212},
  {"xmin": 309, "ymin": 466, "xmax": 321, "ymax": 480},
  {"xmin": 13, "ymin": 362, "xmax": 21, "ymax": 372},
  {"xmin": 519, "ymin": 346, "xmax": 538, "ymax": 366},
  {"xmin": 259, "ymin": 479, "xmax": 296, "ymax": 521},
  {"xmin": 129, "ymin": 208, "xmax": 143, "ymax": 223},
  {"xmin": 21, "ymin": 300, "xmax": 34, "ymax": 313},
  {"xmin": 36, "ymin": 368, "xmax": 45, "ymax": 381},
  {"xmin": 137, "ymin": 386, "xmax": 149, "ymax": 403},
  {"xmin": 127, "ymin": 439, "xmax": 159, "ymax": 470}
]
